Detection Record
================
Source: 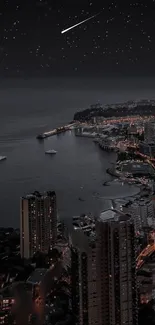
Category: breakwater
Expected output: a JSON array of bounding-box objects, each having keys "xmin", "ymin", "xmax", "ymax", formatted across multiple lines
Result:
[{"xmin": 36, "ymin": 123, "xmax": 76, "ymax": 139}]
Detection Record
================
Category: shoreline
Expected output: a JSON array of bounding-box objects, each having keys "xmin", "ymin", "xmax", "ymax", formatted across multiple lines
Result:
[{"xmin": 106, "ymin": 167, "xmax": 120, "ymax": 178}]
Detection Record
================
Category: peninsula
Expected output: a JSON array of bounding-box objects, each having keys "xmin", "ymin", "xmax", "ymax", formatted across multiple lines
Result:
[{"xmin": 73, "ymin": 100, "xmax": 155, "ymax": 121}]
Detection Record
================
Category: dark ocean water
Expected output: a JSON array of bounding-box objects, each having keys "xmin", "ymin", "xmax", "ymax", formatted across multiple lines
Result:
[{"xmin": 0, "ymin": 77, "xmax": 155, "ymax": 227}]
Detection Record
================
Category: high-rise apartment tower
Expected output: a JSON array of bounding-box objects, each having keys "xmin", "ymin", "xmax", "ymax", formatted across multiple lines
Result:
[
  {"xmin": 96, "ymin": 210, "xmax": 138, "ymax": 325},
  {"xmin": 20, "ymin": 191, "xmax": 57, "ymax": 258},
  {"xmin": 70, "ymin": 210, "xmax": 138, "ymax": 325}
]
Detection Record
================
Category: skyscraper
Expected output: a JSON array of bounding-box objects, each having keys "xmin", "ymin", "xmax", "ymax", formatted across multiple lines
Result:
[
  {"xmin": 20, "ymin": 191, "xmax": 57, "ymax": 259},
  {"xmin": 96, "ymin": 210, "xmax": 138, "ymax": 325},
  {"xmin": 70, "ymin": 210, "xmax": 138, "ymax": 325},
  {"xmin": 71, "ymin": 228, "xmax": 99, "ymax": 325}
]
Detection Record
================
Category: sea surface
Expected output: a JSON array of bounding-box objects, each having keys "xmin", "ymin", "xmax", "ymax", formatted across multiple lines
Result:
[{"xmin": 0, "ymin": 77, "xmax": 155, "ymax": 227}]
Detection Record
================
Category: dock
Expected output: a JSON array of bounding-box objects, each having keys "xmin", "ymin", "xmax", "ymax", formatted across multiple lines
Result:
[{"xmin": 36, "ymin": 122, "xmax": 77, "ymax": 139}]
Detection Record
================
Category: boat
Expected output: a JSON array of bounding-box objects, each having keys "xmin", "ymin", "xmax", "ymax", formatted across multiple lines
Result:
[
  {"xmin": 0, "ymin": 156, "xmax": 7, "ymax": 161},
  {"xmin": 45, "ymin": 150, "xmax": 57, "ymax": 154}
]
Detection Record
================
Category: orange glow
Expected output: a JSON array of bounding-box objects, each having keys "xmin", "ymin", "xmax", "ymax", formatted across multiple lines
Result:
[{"xmin": 136, "ymin": 243, "xmax": 155, "ymax": 269}]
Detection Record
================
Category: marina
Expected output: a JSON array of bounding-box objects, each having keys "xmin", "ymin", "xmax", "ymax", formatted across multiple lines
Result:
[{"xmin": 2, "ymin": 80, "xmax": 155, "ymax": 228}]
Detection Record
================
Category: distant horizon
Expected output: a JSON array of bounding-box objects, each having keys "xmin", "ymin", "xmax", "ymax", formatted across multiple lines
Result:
[
  {"xmin": 2, "ymin": 73, "xmax": 155, "ymax": 79},
  {"xmin": 0, "ymin": 75, "xmax": 155, "ymax": 93}
]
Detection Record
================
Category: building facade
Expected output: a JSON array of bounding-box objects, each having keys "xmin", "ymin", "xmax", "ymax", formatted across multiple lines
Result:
[
  {"xmin": 20, "ymin": 191, "xmax": 57, "ymax": 259},
  {"xmin": 0, "ymin": 295, "xmax": 15, "ymax": 325},
  {"xmin": 71, "ymin": 229, "xmax": 100, "ymax": 325},
  {"xmin": 139, "ymin": 142, "xmax": 155, "ymax": 158},
  {"xmin": 122, "ymin": 198, "xmax": 155, "ymax": 230},
  {"xmin": 96, "ymin": 210, "xmax": 138, "ymax": 325},
  {"xmin": 71, "ymin": 210, "xmax": 138, "ymax": 325},
  {"xmin": 144, "ymin": 121, "xmax": 155, "ymax": 143}
]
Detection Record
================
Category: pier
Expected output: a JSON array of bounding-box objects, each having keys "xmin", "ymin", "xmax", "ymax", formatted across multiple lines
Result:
[{"xmin": 36, "ymin": 123, "xmax": 77, "ymax": 139}]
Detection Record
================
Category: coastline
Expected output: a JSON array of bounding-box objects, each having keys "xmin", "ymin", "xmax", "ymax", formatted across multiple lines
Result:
[
  {"xmin": 106, "ymin": 167, "xmax": 120, "ymax": 178},
  {"xmin": 73, "ymin": 99, "xmax": 155, "ymax": 122}
]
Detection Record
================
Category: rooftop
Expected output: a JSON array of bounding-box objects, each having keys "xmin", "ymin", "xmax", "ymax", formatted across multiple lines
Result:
[
  {"xmin": 122, "ymin": 161, "xmax": 155, "ymax": 175},
  {"xmin": 26, "ymin": 268, "xmax": 47, "ymax": 285},
  {"xmin": 21, "ymin": 190, "xmax": 56, "ymax": 200},
  {"xmin": 99, "ymin": 209, "xmax": 120, "ymax": 222},
  {"xmin": 99, "ymin": 209, "xmax": 130, "ymax": 222}
]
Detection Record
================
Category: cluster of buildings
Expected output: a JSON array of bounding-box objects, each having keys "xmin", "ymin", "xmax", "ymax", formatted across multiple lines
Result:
[
  {"xmin": 0, "ymin": 192, "xmax": 138, "ymax": 325},
  {"xmin": 75, "ymin": 113, "xmax": 155, "ymax": 159},
  {"xmin": 72, "ymin": 115, "xmax": 155, "ymax": 324},
  {"xmin": 0, "ymin": 191, "xmax": 70, "ymax": 325},
  {"xmin": 139, "ymin": 121, "xmax": 155, "ymax": 159},
  {"xmin": 113, "ymin": 195, "xmax": 155, "ymax": 232},
  {"xmin": 74, "ymin": 116, "xmax": 142, "ymax": 151},
  {"xmin": 2, "ymin": 115, "xmax": 155, "ymax": 324},
  {"xmin": 1, "ymin": 188, "xmax": 155, "ymax": 324}
]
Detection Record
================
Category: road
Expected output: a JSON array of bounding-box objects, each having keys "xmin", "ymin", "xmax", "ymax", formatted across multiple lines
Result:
[{"xmin": 136, "ymin": 243, "xmax": 155, "ymax": 269}]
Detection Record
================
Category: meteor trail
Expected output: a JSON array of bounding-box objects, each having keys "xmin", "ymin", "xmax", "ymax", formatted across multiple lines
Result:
[{"xmin": 61, "ymin": 12, "xmax": 100, "ymax": 34}]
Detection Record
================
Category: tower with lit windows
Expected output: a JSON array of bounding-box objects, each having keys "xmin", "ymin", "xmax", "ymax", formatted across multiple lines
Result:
[
  {"xmin": 20, "ymin": 191, "xmax": 57, "ymax": 259},
  {"xmin": 70, "ymin": 210, "xmax": 138, "ymax": 325},
  {"xmin": 144, "ymin": 121, "xmax": 155, "ymax": 143},
  {"xmin": 96, "ymin": 210, "xmax": 138, "ymax": 325}
]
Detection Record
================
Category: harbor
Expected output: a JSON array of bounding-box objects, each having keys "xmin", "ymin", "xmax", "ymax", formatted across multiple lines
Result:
[{"xmin": 36, "ymin": 122, "xmax": 77, "ymax": 139}]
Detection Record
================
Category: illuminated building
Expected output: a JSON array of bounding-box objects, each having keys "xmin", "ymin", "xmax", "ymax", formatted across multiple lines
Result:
[
  {"xmin": 96, "ymin": 210, "xmax": 138, "ymax": 325},
  {"xmin": 0, "ymin": 294, "xmax": 15, "ymax": 325},
  {"xmin": 122, "ymin": 198, "xmax": 155, "ymax": 229},
  {"xmin": 71, "ymin": 210, "xmax": 138, "ymax": 325},
  {"xmin": 71, "ymin": 228, "xmax": 99, "ymax": 325},
  {"xmin": 144, "ymin": 121, "xmax": 155, "ymax": 143},
  {"xmin": 121, "ymin": 202, "xmax": 143, "ymax": 232},
  {"xmin": 20, "ymin": 191, "xmax": 57, "ymax": 258},
  {"xmin": 139, "ymin": 142, "xmax": 155, "ymax": 158}
]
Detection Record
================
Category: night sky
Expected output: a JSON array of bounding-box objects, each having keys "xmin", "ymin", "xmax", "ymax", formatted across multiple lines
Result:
[{"xmin": 1, "ymin": 0, "xmax": 155, "ymax": 77}]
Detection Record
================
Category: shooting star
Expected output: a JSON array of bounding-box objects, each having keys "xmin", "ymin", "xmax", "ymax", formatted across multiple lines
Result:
[{"xmin": 61, "ymin": 12, "xmax": 101, "ymax": 34}]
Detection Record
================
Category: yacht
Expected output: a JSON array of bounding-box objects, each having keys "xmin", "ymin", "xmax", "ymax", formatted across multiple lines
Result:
[
  {"xmin": 0, "ymin": 156, "xmax": 7, "ymax": 161},
  {"xmin": 45, "ymin": 149, "xmax": 57, "ymax": 154}
]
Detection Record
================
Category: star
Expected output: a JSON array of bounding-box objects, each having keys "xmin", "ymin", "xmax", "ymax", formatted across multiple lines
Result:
[{"xmin": 1, "ymin": 0, "xmax": 155, "ymax": 76}]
